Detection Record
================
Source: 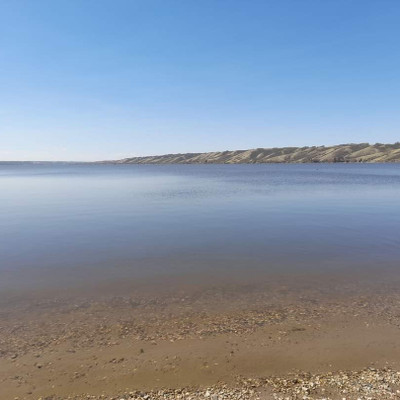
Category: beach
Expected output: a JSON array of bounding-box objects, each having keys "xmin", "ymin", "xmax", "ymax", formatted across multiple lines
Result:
[{"xmin": 2, "ymin": 267, "xmax": 400, "ymax": 400}]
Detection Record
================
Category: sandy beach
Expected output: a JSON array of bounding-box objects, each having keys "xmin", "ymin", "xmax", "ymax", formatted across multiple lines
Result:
[{"xmin": 2, "ymin": 268, "xmax": 400, "ymax": 400}]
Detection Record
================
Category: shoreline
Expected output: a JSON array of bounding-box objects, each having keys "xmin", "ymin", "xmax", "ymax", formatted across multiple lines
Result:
[{"xmin": 2, "ymin": 271, "xmax": 400, "ymax": 399}]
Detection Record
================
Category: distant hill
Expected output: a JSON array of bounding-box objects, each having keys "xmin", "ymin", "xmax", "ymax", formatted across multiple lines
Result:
[{"xmin": 105, "ymin": 143, "xmax": 400, "ymax": 164}]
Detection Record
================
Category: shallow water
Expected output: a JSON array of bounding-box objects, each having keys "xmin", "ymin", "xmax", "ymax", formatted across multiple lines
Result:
[{"xmin": 1, "ymin": 163, "xmax": 400, "ymax": 292}]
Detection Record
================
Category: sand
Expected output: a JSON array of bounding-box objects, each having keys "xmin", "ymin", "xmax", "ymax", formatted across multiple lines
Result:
[{"xmin": 2, "ymin": 269, "xmax": 400, "ymax": 399}]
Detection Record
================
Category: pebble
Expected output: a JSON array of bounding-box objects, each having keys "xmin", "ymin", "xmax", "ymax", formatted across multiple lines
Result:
[{"xmin": 36, "ymin": 367, "xmax": 400, "ymax": 400}]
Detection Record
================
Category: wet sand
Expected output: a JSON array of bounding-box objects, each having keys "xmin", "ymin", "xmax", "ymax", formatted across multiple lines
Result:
[{"xmin": 2, "ymin": 266, "xmax": 400, "ymax": 399}]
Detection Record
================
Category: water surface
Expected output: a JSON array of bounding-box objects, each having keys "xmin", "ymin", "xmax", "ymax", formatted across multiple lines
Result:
[{"xmin": 1, "ymin": 163, "xmax": 400, "ymax": 293}]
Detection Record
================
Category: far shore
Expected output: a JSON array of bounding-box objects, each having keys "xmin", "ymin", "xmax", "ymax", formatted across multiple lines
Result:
[
  {"xmin": 102, "ymin": 142, "xmax": 400, "ymax": 164},
  {"xmin": 2, "ymin": 142, "xmax": 400, "ymax": 165}
]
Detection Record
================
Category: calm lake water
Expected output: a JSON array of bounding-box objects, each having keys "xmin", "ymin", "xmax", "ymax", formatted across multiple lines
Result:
[{"xmin": 1, "ymin": 163, "xmax": 400, "ymax": 292}]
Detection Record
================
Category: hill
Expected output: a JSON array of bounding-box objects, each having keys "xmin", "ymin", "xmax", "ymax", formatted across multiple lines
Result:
[{"xmin": 107, "ymin": 143, "xmax": 400, "ymax": 164}]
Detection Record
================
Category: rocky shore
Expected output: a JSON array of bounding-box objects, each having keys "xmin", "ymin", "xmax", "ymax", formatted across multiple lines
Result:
[{"xmin": 43, "ymin": 367, "xmax": 400, "ymax": 400}]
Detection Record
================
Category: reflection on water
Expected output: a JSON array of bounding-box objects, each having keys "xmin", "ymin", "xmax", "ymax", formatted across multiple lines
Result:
[{"xmin": 1, "ymin": 163, "xmax": 400, "ymax": 291}]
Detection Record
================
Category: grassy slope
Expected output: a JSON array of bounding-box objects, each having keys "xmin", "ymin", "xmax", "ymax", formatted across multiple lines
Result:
[{"xmin": 110, "ymin": 143, "xmax": 400, "ymax": 164}]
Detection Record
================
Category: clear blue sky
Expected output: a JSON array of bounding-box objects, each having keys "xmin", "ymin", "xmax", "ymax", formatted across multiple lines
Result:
[{"xmin": 1, "ymin": 0, "xmax": 399, "ymax": 161}]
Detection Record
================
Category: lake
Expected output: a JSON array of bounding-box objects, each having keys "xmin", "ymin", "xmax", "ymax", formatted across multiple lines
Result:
[{"xmin": 1, "ymin": 163, "xmax": 400, "ymax": 295}]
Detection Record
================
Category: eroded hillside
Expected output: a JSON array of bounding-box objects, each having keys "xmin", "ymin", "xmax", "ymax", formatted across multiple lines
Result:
[{"xmin": 109, "ymin": 143, "xmax": 400, "ymax": 164}]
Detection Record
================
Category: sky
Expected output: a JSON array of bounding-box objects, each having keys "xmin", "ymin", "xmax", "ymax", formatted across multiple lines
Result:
[{"xmin": 1, "ymin": 0, "xmax": 400, "ymax": 161}]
